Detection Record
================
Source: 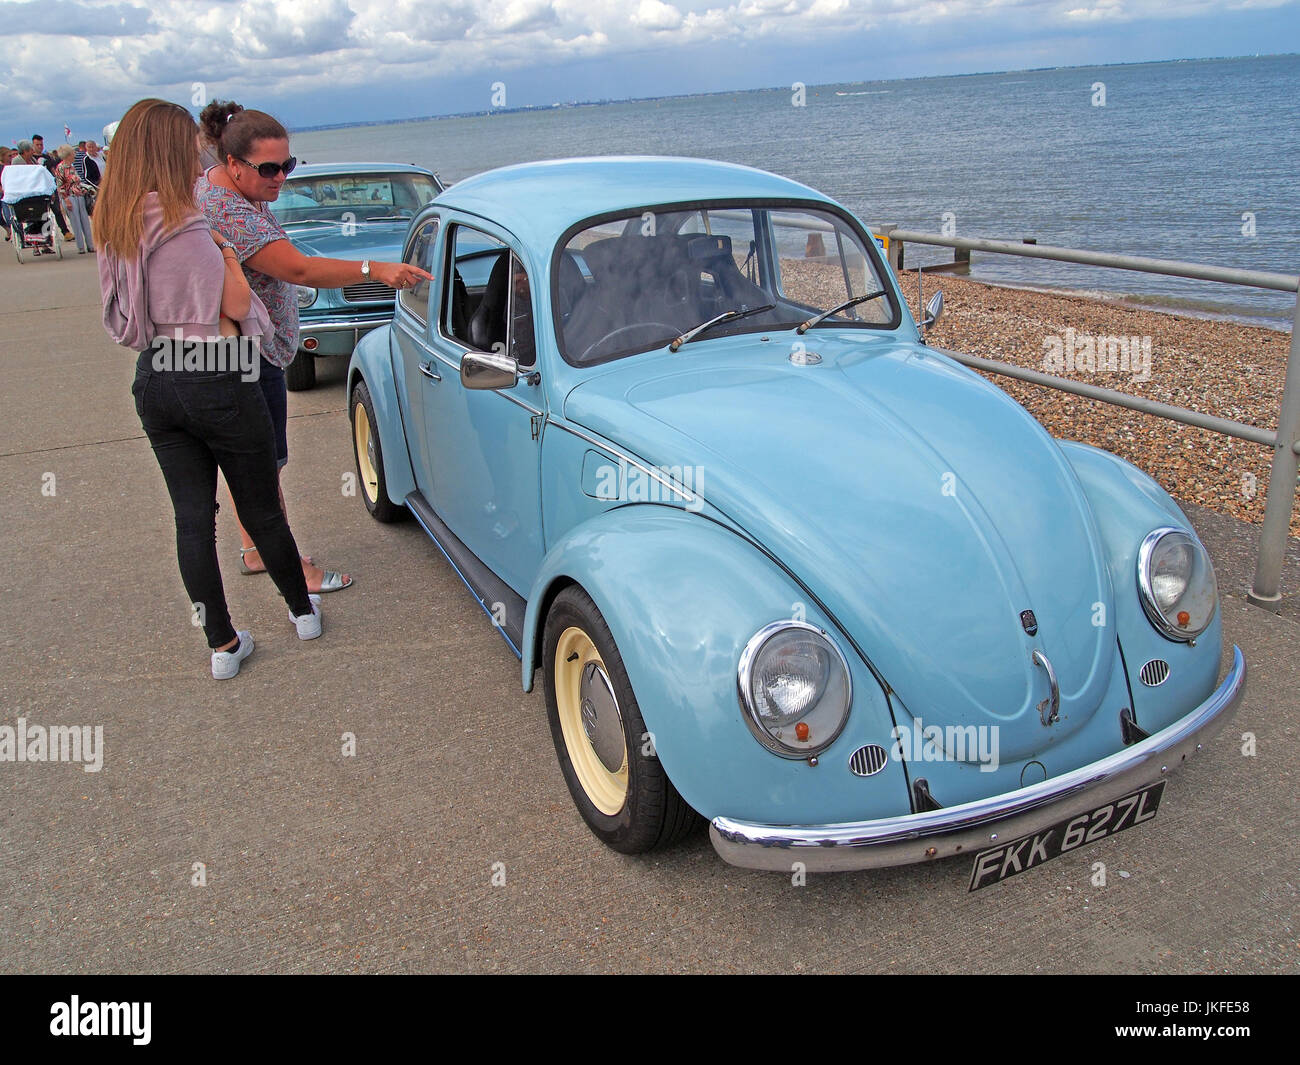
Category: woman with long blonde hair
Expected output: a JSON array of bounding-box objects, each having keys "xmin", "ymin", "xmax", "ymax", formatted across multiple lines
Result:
[{"xmin": 97, "ymin": 99, "xmax": 322, "ymax": 680}]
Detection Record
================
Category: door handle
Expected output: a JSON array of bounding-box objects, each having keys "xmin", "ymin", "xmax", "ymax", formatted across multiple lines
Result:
[{"xmin": 418, "ymin": 360, "xmax": 440, "ymax": 382}]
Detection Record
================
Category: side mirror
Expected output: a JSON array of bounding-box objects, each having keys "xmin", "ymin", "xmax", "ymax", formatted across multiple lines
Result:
[
  {"xmin": 922, "ymin": 291, "xmax": 944, "ymax": 331},
  {"xmin": 461, "ymin": 349, "xmax": 520, "ymax": 390}
]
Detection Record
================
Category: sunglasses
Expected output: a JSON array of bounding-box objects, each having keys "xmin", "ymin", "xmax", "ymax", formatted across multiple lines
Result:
[{"xmin": 235, "ymin": 155, "xmax": 297, "ymax": 179}]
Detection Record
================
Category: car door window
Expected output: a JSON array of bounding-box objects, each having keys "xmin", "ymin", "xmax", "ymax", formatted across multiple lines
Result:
[
  {"xmin": 399, "ymin": 218, "xmax": 438, "ymax": 324},
  {"xmin": 444, "ymin": 225, "xmax": 537, "ymax": 367}
]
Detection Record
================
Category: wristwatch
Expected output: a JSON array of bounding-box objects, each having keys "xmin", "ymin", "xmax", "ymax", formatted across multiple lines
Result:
[{"xmin": 361, "ymin": 259, "xmax": 371, "ymax": 280}]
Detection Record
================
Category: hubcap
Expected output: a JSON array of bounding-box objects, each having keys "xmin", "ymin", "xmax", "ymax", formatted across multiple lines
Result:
[
  {"xmin": 353, "ymin": 401, "xmax": 379, "ymax": 503},
  {"xmin": 555, "ymin": 627, "xmax": 628, "ymax": 815}
]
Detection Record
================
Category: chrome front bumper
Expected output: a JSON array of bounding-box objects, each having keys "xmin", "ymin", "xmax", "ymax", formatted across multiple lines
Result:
[{"xmin": 709, "ymin": 646, "xmax": 1246, "ymax": 872}]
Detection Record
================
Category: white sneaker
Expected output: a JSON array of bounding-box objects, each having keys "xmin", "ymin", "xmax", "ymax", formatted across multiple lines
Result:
[
  {"xmin": 211, "ymin": 631, "xmax": 254, "ymax": 680},
  {"xmin": 290, "ymin": 594, "xmax": 322, "ymax": 640}
]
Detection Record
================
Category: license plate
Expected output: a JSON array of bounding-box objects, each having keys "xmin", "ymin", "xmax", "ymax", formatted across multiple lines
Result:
[{"xmin": 967, "ymin": 780, "xmax": 1165, "ymax": 891}]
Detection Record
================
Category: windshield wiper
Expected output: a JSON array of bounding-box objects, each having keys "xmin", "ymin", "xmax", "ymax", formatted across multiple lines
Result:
[
  {"xmin": 669, "ymin": 304, "xmax": 775, "ymax": 352},
  {"xmin": 795, "ymin": 289, "xmax": 887, "ymax": 334}
]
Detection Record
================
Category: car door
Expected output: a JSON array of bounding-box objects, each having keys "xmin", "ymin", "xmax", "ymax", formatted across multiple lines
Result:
[
  {"xmin": 391, "ymin": 215, "xmax": 442, "ymax": 499},
  {"xmin": 422, "ymin": 220, "xmax": 546, "ymax": 598}
]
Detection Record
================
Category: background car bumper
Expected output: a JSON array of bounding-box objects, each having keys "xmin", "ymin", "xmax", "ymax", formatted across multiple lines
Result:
[
  {"xmin": 300, "ymin": 312, "xmax": 393, "ymax": 357},
  {"xmin": 709, "ymin": 645, "xmax": 1246, "ymax": 872}
]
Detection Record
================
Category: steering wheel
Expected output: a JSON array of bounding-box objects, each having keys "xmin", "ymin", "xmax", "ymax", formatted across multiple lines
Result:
[{"xmin": 579, "ymin": 321, "xmax": 678, "ymax": 362}]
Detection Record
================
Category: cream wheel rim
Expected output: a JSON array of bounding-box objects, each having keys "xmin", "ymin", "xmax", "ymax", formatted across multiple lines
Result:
[
  {"xmin": 353, "ymin": 400, "xmax": 379, "ymax": 504},
  {"xmin": 555, "ymin": 626, "xmax": 628, "ymax": 815}
]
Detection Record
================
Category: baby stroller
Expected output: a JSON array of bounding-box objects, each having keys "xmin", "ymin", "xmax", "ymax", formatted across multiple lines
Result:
[{"xmin": 2, "ymin": 165, "xmax": 62, "ymax": 263}]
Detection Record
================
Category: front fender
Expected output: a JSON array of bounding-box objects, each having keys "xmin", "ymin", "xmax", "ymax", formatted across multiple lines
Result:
[
  {"xmin": 521, "ymin": 506, "xmax": 909, "ymax": 826},
  {"xmin": 1059, "ymin": 442, "xmax": 1222, "ymax": 733},
  {"xmin": 347, "ymin": 329, "xmax": 416, "ymax": 506}
]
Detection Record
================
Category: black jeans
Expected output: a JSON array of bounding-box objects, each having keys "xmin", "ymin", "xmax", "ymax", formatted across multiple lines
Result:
[{"xmin": 132, "ymin": 347, "xmax": 312, "ymax": 649}]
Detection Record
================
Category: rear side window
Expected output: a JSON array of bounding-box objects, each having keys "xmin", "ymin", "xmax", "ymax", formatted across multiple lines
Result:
[{"xmin": 399, "ymin": 218, "xmax": 439, "ymax": 324}]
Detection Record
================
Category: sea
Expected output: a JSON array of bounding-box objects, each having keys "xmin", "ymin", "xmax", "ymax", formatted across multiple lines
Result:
[{"xmin": 292, "ymin": 55, "xmax": 1300, "ymax": 330}]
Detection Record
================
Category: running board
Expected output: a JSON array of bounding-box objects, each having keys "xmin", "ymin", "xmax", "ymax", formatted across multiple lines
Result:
[{"xmin": 404, "ymin": 491, "xmax": 526, "ymax": 659}]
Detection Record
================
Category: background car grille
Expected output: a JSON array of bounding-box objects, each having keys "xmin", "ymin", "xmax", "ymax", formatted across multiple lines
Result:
[
  {"xmin": 848, "ymin": 744, "xmax": 889, "ymax": 777},
  {"xmin": 341, "ymin": 280, "xmax": 392, "ymax": 304},
  {"xmin": 1139, "ymin": 659, "xmax": 1171, "ymax": 687}
]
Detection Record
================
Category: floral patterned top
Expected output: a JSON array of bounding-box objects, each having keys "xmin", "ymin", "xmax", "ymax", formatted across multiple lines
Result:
[
  {"xmin": 55, "ymin": 160, "xmax": 85, "ymax": 198},
  {"xmin": 194, "ymin": 168, "xmax": 297, "ymax": 370}
]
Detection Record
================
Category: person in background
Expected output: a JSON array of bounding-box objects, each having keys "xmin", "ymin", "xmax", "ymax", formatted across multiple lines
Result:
[
  {"xmin": 0, "ymin": 146, "xmax": 13, "ymax": 239},
  {"xmin": 196, "ymin": 116, "xmax": 222, "ymax": 171},
  {"xmin": 85, "ymin": 140, "xmax": 108, "ymax": 182},
  {"xmin": 96, "ymin": 98, "xmax": 322, "ymax": 680},
  {"xmin": 54, "ymin": 145, "xmax": 94, "ymax": 253},
  {"xmin": 30, "ymin": 135, "xmax": 74, "ymax": 240},
  {"xmin": 196, "ymin": 99, "xmax": 431, "ymax": 593}
]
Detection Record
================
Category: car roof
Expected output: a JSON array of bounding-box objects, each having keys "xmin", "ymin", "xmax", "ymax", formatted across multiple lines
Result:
[
  {"xmin": 288, "ymin": 161, "xmax": 435, "ymax": 178},
  {"xmin": 433, "ymin": 156, "xmax": 837, "ymax": 251}
]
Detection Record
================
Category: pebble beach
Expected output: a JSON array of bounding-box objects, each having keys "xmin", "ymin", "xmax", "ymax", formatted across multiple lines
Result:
[{"xmin": 896, "ymin": 272, "xmax": 1298, "ymax": 538}]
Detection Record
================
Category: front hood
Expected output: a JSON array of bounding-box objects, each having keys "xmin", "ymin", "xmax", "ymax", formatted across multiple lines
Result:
[
  {"xmin": 563, "ymin": 333, "xmax": 1115, "ymax": 759},
  {"xmin": 286, "ymin": 221, "xmax": 409, "ymax": 261}
]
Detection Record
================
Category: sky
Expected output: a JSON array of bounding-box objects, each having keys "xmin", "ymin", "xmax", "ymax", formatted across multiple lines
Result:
[{"xmin": 1, "ymin": 0, "xmax": 1297, "ymax": 140}]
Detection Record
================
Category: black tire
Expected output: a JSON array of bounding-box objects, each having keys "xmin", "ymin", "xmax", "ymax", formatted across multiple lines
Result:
[
  {"xmin": 285, "ymin": 350, "xmax": 316, "ymax": 391},
  {"xmin": 543, "ymin": 585, "xmax": 699, "ymax": 854},
  {"xmin": 350, "ymin": 379, "xmax": 401, "ymax": 523}
]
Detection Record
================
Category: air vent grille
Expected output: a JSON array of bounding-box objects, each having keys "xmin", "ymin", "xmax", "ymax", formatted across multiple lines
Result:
[
  {"xmin": 1139, "ymin": 659, "xmax": 1171, "ymax": 687},
  {"xmin": 849, "ymin": 744, "xmax": 888, "ymax": 777}
]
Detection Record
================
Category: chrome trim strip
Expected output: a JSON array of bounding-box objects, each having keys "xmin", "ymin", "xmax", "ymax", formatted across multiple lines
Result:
[
  {"xmin": 549, "ymin": 420, "xmax": 698, "ymax": 504},
  {"xmin": 300, "ymin": 315, "xmax": 392, "ymax": 333},
  {"xmin": 709, "ymin": 646, "xmax": 1245, "ymax": 872}
]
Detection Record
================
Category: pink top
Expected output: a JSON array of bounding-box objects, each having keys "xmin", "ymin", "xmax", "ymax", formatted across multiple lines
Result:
[{"xmin": 99, "ymin": 192, "xmax": 271, "ymax": 350}]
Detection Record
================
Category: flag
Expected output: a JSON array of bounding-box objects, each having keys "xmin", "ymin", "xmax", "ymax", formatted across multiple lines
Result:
[{"xmin": 63, "ymin": 124, "xmax": 72, "ymax": 141}]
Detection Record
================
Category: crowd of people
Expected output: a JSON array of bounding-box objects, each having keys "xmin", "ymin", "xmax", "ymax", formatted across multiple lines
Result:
[
  {"xmin": 95, "ymin": 98, "xmax": 432, "ymax": 680},
  {"xmin": 0, "ymin": 135, "xmax": 106, "ymax": 253}
]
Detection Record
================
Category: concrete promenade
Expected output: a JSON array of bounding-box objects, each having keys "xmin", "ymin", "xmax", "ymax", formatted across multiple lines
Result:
[{"xmin": 1, "ymin": 250, "xmax": 1296, "ymax": 973}]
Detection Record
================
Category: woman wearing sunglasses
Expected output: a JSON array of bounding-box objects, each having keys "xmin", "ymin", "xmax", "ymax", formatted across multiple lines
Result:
[
  {"xmin": 195, "ymin": 100, "xmax": 432, "ymax": 594},
  {"xmin": 97, "ymin": 98, "xmax": 320, "ymax": 680}
]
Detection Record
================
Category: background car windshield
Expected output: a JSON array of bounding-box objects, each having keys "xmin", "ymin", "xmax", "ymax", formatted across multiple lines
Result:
[
  {"xmin": 270, "ymin": 173, "xmax": 440, "ymax": 225},
  {"xmin": 557, "ymin": 205, "xmax": 895, "ymax": 364}
]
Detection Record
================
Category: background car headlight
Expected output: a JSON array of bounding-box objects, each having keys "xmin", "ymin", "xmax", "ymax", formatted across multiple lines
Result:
[
  {"xmin": 1137, "ymin": 527, "xmax": 1217, "ymax": 641},
  {"xmin": 296, "ymin": 285, "xmax": 317, "ymax": 308},
  {"xmin": 738, "ymin": 621, "xmax": 851, "ymax": 758}
]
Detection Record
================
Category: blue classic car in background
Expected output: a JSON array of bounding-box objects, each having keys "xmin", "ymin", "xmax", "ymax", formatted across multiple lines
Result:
[
  {"xmin": 268, "ymin": 162, "xmax": 443, "ymax": 390},
  {"xmin": 347, "ymin": 157, "xmax": 1245, "ymax": 880}
]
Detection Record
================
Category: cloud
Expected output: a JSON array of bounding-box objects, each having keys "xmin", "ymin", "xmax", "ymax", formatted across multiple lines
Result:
[
  {"xmin": 632, "ymin": 1, "xmax": 685, "ymax": 31},
  {"xmin": 1, "ymin": 0, "xmax": 1296, "ymax": 130},
  {"xmin": 0, "ymin": 0, "xmax": 153, "ymax": 37}
]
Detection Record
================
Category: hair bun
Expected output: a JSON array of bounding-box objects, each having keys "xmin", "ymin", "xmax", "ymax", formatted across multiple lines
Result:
[{"xmin": 198, "ymin": 99, "xmax": 244, "ymax": 144}]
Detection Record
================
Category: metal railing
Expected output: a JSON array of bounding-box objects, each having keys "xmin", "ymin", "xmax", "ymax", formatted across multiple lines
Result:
[{"xmin": 876, "ymin": 225, "xmax": 1300, "ymax": 609}]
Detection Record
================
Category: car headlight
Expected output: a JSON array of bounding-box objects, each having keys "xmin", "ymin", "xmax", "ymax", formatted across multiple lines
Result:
[
  {"xmin": 296, "ymin": 285, "xmax": 317, "ymax": 308},
  {"xmin": 1137, "ymin": 527, "xmax": 1217, "ymax": 641},
  {"xmin": 738, "ymin": 621, "xmax": 851, "ymax": 758}
]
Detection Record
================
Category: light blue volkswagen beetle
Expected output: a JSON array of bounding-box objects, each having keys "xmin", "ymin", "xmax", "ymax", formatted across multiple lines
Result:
[{"xmin": 347, "ymin": 157, "xmax": 1245, "ymax": 884}]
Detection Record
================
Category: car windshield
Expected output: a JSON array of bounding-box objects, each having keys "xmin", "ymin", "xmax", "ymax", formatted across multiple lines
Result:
[
  {"xmin": 555, "ymin": 205, "xmax": 897, "ymax": 365},
  {"xmin": 269, "ymin": 173, "xmax": 441, "ymax": 225}
]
